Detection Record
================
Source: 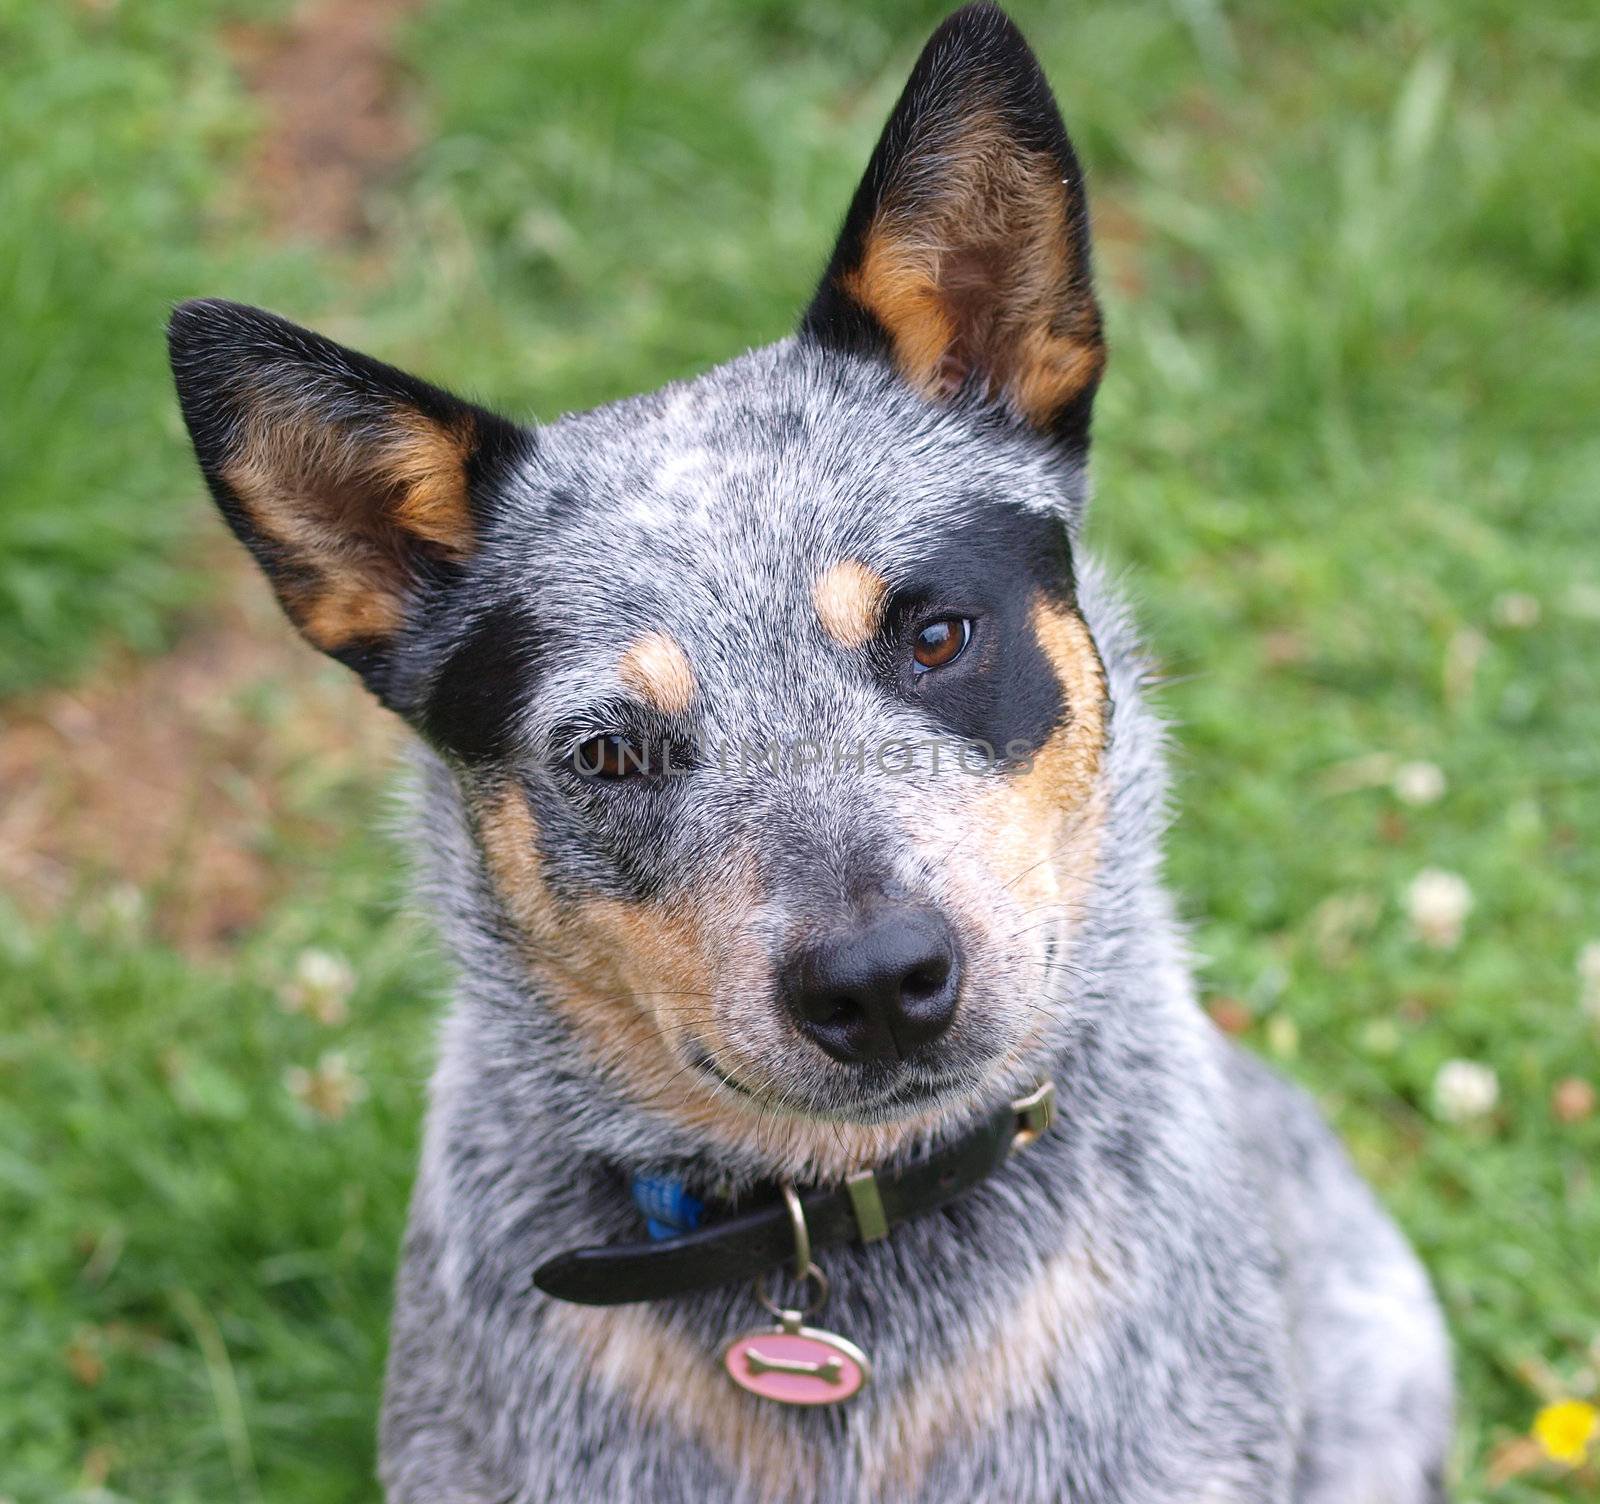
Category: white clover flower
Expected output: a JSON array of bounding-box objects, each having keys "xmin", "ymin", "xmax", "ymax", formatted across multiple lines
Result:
[
  {"xmin": 280, "ymin": 947, "xmax": 356, "ymax": 1026},
  {"xmin": 285, "ymin": 1051, "xmax": 366, "ymax": 1121},
  {"xmin": 1432, "ymin": 1059, "xmax": 1499, "ymax": 1124},
  {"xmin": 1407, "ymin": 869, "xmax": 1473, "ymax": 950},
  {"xmin": 1491, "ymin": 592, "xmax": 1540, "ymax": 629},
  {"xmin": 1393, "ymin": 761, "xmax": 1447, "ymax": 807}
]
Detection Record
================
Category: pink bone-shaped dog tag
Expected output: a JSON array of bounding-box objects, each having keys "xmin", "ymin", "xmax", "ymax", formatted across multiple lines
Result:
[{"xmin": 722, "ymin": 1322, "xmax": 870, "ymax": 1406}]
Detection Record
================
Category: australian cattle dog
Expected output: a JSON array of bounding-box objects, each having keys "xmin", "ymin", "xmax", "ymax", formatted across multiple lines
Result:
[{"xmin": 168, "ymin": 5, "xmax": 1453, "ymax": 1499}]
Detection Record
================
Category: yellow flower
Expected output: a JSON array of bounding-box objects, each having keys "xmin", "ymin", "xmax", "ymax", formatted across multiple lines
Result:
[{"xmin": 1533, "ymin": 1399, "xmax": 1599, "ymax": 1466}]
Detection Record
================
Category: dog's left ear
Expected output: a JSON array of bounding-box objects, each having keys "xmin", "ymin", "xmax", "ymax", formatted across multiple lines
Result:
[
  {"xmin": 167, "ymin": 299, "xmax": 529, "ymax": 707},
  {"xmin": 801, "ymin": 3, "xmax": 1105, "ymax": 453}
]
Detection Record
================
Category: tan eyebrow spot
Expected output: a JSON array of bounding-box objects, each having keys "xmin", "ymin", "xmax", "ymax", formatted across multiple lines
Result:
[
  {"xmin": 812, "ymin": 559, "xmax": 888, "ymax": 649},
  {"xmin": 618, "ymin": 631, "xmax": 697, "ymax": 714}
]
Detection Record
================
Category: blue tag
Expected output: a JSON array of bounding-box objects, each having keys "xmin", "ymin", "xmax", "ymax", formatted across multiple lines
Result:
[{"xmin": 631, "ymin": 1176, "xmax": 704, "ymax": 1240}]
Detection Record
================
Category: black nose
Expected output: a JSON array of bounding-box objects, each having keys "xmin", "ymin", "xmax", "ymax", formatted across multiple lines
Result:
[{"xmin": 783, "ymin": 904, "xmax": 961, "ymax": 1064}]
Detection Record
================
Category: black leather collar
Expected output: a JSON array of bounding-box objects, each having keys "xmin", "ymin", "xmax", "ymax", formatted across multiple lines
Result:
[{"xmin": 532, "ymin": 1082, "xmax": 1055, "ymax": 1306}]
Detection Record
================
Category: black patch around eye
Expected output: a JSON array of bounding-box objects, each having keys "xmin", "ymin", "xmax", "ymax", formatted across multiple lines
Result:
[
  {"xmin": 885, "ymin": 503, "xmax": 1077, "ymax": 762},
  {"xmin": 420, "ymin": 602, "xmax": 545, "ymax": 764},
  {"xmin": 552, "ymin": 707, "xmax": 702, "ymax": 785},
  {"xmin": 918, "ymin": 607, "xmax": 1064, "ymax": 761}
]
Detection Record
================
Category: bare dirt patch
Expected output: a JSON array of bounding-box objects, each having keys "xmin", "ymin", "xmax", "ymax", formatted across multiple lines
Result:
[
  {"xmin": 222, "ymin": 0, "xmax": 424, "ymax": 244},
  {"xmin": 0, "ymin": 554, "xmax": 394, "ymax": 954}
]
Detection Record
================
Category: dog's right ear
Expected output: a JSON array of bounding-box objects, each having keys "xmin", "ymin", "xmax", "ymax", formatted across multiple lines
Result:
[{"xmin": 167, "ymin": 299, "xmax": 529, "ymax": 704}]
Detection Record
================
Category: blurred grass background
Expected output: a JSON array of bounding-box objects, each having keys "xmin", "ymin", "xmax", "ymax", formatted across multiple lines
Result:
[{"xmin": 1, "ymin": 0, "xmax": 1597, "ymax": 1499}]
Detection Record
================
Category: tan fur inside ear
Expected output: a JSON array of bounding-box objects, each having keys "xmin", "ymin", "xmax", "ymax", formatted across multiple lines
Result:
[
  {"xmin": 223, "ymin": 403, "xmax": 474, "ymax": 651},
  {"xmin": 292, "ymin": 576, "xmax": 407, "ymax": 651},
  {"xmin": 840, "ymin": 115, "xmax": 1104, "ymax": 428},
  {"xmin": 385, "ymin": 410, "xmax": 476, "ymax": 558}
]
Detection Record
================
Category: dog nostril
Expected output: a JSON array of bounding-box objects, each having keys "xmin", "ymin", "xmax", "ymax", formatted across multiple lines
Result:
[
  {"xmin": 824, "ymin": 997, "xmax": 863, "ymax": 1030},
  {"xmin": 901, "ymin": 958, "xmax": 949, "ymax": 1000}
]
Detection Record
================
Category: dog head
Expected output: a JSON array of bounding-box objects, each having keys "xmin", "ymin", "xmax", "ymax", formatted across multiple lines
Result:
[{"xmin": 169, "ymin": 4, "xmax": 1110, "ymax": 1180}]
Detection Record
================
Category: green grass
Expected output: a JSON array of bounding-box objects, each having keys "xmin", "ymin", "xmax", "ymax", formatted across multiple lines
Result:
[
  {"xmin": 0, "ymin": 0, "xmax": 333, "ymax": 696},
  {"xmin": 2, "ymin": 1, "xmax": 1597, "ymax": 1499}
]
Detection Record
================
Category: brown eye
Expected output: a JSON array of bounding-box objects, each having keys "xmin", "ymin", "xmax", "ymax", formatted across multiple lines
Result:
[
  {"xmin": 573, "ymin": 734, "xmax": 642, "ymax": 779},
  {"xmin": 912, "ymin": 616, "xmax": 972, "ymax": 674}
]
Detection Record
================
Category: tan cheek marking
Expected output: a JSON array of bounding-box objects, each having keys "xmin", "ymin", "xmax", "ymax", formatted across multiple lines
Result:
[
  {"xmin": 476, "ymin": 784, "xmax": 709, "ymax": 1008},
  {"xmin": 813, "ymin": 559, "xmax": 888, "ymax": 649},
  {"xmin": 474, "ymin": 783, "xmax": 730, "ymax": 1117},
  {"xmin": 974, "ymin": 601, "xmax": 1106, "ymax": 831},
  {"xmin": 618, "ymin": 631, "xmax": 698, "ymax": 714},
  {"xmin": 474, "ymin": 783, "xmax": 954, "ymax": 1183},
  {"xmin": 839, "ymin": 118, "xmax": 1105, "ymax": 427},
  {"xmin": 475, "ymin": 785, "xmax": 567, "ymax": 951},
  {"xmin": 865, "ymin": 1239, "xmax": 1120, "ymax": 1493},
  {"xmin": 969, "ymin": 599, "xmax": 1108, "ymax": 987},
  {"xmin": 546, "ymin": 1303, "xmax": 814, "ymax": 1502},
  {"xmin": 1019, "ymin": 599, "xmax": 1109, "ymax": 819}
]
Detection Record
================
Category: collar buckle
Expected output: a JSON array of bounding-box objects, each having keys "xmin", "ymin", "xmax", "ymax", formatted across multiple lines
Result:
[
  {"xmin": 844, "ymin": 1168, "xmax": 890, "ymax": 1243},
  {"xmin": 1009, "ymin": 1080, "xmax": 1056, "ymax": 1153}
]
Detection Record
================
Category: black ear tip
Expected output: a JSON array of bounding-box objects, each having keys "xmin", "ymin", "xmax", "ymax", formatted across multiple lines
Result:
[
  {"xmin": 169, "ymin": 297, "xmax": 317, "ymax": 361},
  {"xmin": 946, "ymin": 2, "xmax": 1014, "ymax": 26},
  {"xmin": 168, "ymin": 295, "xmax": 235, "ymax": 336},
  {"xmin": 167, "ymin": 297, "xmax": 261, "ymax": 364},
  {"xmin": 912, "ymin": 4, "xmax": 1050, "ymax": 106},
  {"xmin": 932, "ymin": 2, "xmax": 1029, "ymax": 50},
  {"xmin": 167, "ymin": 298, "xmax": 212, "ymax": 358}
]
